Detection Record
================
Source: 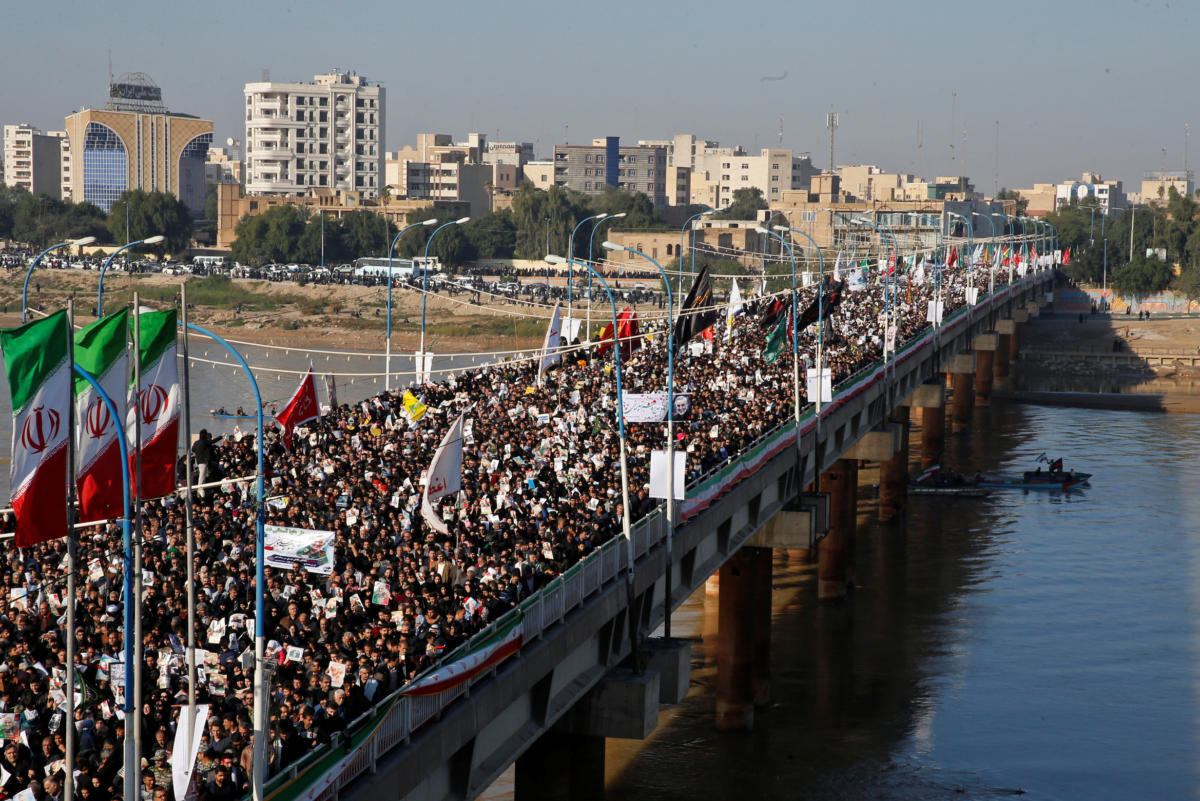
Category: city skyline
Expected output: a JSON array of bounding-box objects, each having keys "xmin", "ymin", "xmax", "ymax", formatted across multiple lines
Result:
[{"xmin": 3, "ymin": 0, "xmax": 1195, "ymax": 193}]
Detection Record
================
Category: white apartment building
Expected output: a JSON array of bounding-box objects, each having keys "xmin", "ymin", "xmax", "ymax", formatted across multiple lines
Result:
[
  {"xmin": 48, "ymin": 131, "xmax": 72, "ymax": 201},
  {"xmin": 691, "ymin": 147, "xmax": 818, "ymax": 207},
  {"xmin": 3, "ymin": 124, "xmax": 63, "ymax": 198},
  {"xmin": 244, "ymin": 71, "xmax": 384, "ymax": 199}
]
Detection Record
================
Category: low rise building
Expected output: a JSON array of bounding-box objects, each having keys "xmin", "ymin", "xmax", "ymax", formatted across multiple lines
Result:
[
  {"xmin": 1140, "ymin": 170, "xmax": 1193, "ymax": 206},
  {"xmin": 552, "ymin": 138, "xmax": 668, "ymax": 207}
]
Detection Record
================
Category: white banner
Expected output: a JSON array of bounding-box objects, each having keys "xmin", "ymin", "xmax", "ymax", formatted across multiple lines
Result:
[
  {"xmin": 170, "ymin": 703, "xmax": 210, "ymax": 801},
  {"xmin": 421, "ymin": 414, "xmax": 464, "ymax": 535},
  {"xmin": 806, "ymin": 367, "xmax": 833, "ymax": 403},
  {"xmin": 264, "ymin": 525, "xmax": 336, "ymax": 575},
  {"xmin": 538, "ymin": 301, "xmax": 563, "ymax": 381},
  {"xmin": 926, "ymin": 300, "xmax": 945, "ymax": 324},
  {"xmin": 562, "ymin": 316, "xmax": 583, "ymax": 343},
  {"xmin": 649, "ymin": 450, "xmax": 686, "ymax": 499},
  {"xmin": 965, "ymin": 286, "xmax": 979, "ymax": 306},
  {"xmin": 414, "ymin": 351, "xmax": 434, "ymax": 384},
  {"xmin": 621, "ymin": 392, "xmax": 690, "ymax": 423}
]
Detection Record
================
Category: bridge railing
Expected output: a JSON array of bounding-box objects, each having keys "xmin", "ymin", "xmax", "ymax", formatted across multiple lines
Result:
[{"xmin": 260, "ymin": 269, "xmax": 1047, "ymax": 801}]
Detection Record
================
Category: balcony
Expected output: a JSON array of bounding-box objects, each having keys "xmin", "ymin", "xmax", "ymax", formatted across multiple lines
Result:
[{"xmin": 255, "ymin": 148, "xmax": 293, "ymax": 161}]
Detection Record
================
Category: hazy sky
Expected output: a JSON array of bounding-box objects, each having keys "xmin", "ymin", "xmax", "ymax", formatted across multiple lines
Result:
[{"xmin": 3, "ymin": 0, "xmax": 1193, "ymax": 193}]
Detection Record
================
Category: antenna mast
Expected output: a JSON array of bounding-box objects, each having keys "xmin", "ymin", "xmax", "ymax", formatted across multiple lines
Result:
[{"xmin": 826, "ymin": 107, "xmax": 838, "ymax": 174}]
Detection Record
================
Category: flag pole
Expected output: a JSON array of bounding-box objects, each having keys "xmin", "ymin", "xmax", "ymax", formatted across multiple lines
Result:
[
  {"xmin": 181, "ymin": 282, "xmax": 198, "ymax": 759},
  {"xmin": 132, "ymin": 291, "xmax": 144, "ymax": 765},
  {"xmin": 64, "ymin": 299, "xmax": 77, "ymax": 801}
]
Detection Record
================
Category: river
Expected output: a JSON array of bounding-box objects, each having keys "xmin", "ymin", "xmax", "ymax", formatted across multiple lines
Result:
[{"xmin": 480, "ymin": 402, "xmax": 1198, "ymax": 800}]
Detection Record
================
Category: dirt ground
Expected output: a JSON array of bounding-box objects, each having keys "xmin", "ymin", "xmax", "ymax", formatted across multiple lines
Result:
[{"xmin": 0, "ymin": 269, "xmax": 667, "ymax": 351}]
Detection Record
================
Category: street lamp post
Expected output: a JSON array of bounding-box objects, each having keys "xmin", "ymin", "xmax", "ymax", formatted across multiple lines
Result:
[
  {"xmin": 385, "ymin": 218, "xmax": 438, "ymax": 391},
  {"xmin": 755, "ymin": 227, "xmax": 802, "ymax": 433},
  {"xmin": 568, "ymin": 213, "xmax": 607, "ymax": 323},
  {"xmin": 852, "ymin": 217, "xmax": 894, "ymax": 364},
  {"xmin": 545, "ymin": 254, "xmax": 636, "ymax": 654},
  {"xmin": 948, "ymin": 212, "xmax": 975, "ymax": 302},
  {"xmin": 679, "ymin": 207, "xmax": 715, "ymax": 296},
  {"xmin": 98, "ymin": 235, "xmax": 165, "ymax": 317},
  {"xmin": 601, "ymin": 242, "xmax": 677, "ymax": 635},
  {"xmin": 418, "ymin": 217, "xmax": 469, "ymax": 382},
  {"xmin": 973, "ymin": 212, "xmax": 997, "ymax": 295},
  {"xmin": 22, "ymin": 236, "xmax": 96, "ymax": 322},
  {"xmin": 1003, "ymin": 214, "xmax": 1018, "ymax": 284},
  {"xmin": 773, "ymin": 224, "xmax": 826, "ymax": 423},
  {"xmin": 182, "ymin": 322, "xmax": 267, "ymax": 801},
  {"xmin": 585, "ymin": 212, "xmax": 626, "ymax": 341}
]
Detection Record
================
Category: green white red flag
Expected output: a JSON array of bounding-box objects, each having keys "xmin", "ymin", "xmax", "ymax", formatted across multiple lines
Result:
[
  {"xmin": 74, "ymin": 309, "xmax": 128, "ymax": 522},
  {"xmin": 1, "ymin": 310, "xmax": 71, "ymax": 547},
  {"xmin": 400, "ymin": 614, "xmax": 523, "ymax": 696},
  {"xmin": 128, "ymin": 310, "xmax": 179, "ymax": 500}
]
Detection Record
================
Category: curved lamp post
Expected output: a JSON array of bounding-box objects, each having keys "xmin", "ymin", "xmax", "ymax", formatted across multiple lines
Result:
[
  {"xmin": 180, "ymin": 321, "xmax": 267, "ymax": 801},
  {"xmin": 948, "ymin": 212, "xmax": 975, "ymax": 302},
  {"xmin": 601, "ymin": 241, "xmax": 677, "ymax": 635},
  {"xmin": 773, "ymin": 223, "xmax": 826, "ymax": 423},
  {"xmin": 385, "ymin": 218, "xmax": 438, "ymax": 391},
  {"xmin": 23, "ymin": 236, "xmax": 96, "ymax": 322},
  {"xmin": 72, "ymin": 364, "xmax": 132, "ymax": 801},
  {"xmin": 852, "ymin": 217, "xmax": 895, "ymax": 361},
  {"xmin": 568, "ymin": 213, "xmax": 607, "ymax": 321},
  {"xmin": 97, "ymin": 235, "xmax": 164, "ymax": 317},
  {"xmin": 545, "ymin": 254, "xmax": 636, "ymax": 652},
  {"xmin": 418, "ymin": 217, "xmax": 469, "ymax": 382},
  {"xmin": 754, "ymin": 226, "xmax": 802, "ymax": 431},
  {"xmin": 584, "ymin": 212, "xmax": 626, "ymax": 340},
  {"xmin": 973, "ymin": 212, "xmax": 997, "ymax": 294},
  {"xmin": 679, "ymin": 207, "xmax": 715, "ymax": 296}
]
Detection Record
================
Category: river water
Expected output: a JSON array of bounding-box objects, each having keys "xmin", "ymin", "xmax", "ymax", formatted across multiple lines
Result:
[{"xmin": 596, "ymin": 402, "xmax": 1199, "ymax": 801}]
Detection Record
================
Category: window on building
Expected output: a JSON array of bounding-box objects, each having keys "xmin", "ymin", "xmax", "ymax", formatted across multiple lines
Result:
[
  {"xmin": 319, "ymin": 97, "xmax": 327, "ymax": 106},
  {"xmin": 722, "ymin": 174, "xmax": 730, "ymax": 180},
  {"xmin": 629, "ymin": 155, "xmax": 638, "ymax": 162},
  {"xmin": 585, "ymin": 154, "xmax": 592, "ymax": 162},
  {"xmin": 319, "ymin": 175, "xmax": 326, "ymax": 185},
  {"xmin": 741, "ymin": 163, "xmax": 749, "ymax": 169},
  {"xmin": 585, "ymin": 182, "xmax": 592, "ymax": 190},
  {"xmin": 648, "ymin": 169, "xmax": 655, "ymax": 177},
  {"xmin": 772, "ymin": 163, "xmax": 780, "ymax": 169},
  {"xmin": 722, "ymin": 162, "xmax": 730, "ymax": 168},
  {"xmin": 81, "ymin": 122, "xmax": 127, "ymax": 213}
]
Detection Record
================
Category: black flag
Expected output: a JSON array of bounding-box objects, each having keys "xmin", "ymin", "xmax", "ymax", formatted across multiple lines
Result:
[
  {"xmin": 673, "ymin": 264, "xmax": 718, "ymax": 346},
  {"xmin": 796, "ymin": 286, "xmax": 844, "ymax": 332}
]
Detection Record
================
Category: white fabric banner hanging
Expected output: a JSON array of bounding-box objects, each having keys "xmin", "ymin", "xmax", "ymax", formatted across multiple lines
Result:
[
  {"xmin": 649, "ymin": 450, "xmax": 686, "ymax": 499},
  {"xmin": 806, "ymin": 367, "xmax": 833, "ymax": 403},
  {"xmin": 264, "ymin": 525, "xmax": 336, "ymax": 575}
]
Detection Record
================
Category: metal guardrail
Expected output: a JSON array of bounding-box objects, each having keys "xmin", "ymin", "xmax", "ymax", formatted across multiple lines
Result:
[
  {"xmin": 1024, "ymin": 344, "xmax": 1197, "ymax": 356},
  {"xmin": 261, "ymin": 270, "xmax": 1048, "ymax": 801}
]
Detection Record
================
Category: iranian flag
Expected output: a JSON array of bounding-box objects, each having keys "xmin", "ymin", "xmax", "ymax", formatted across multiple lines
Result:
[
  {"xmin": 74, "ymin": 309, "xmax": 128, "ymax": 522},
  {"xmin": 400, "ymin": 614, "xmax": 523, "ymax": 696},
  {"xmin": 1, "ymin": 310, "xmax": 71, "ymax": 547},
  {"xmin": 128, "ymin": 310, "xmax": 179, "ymax": 500}
]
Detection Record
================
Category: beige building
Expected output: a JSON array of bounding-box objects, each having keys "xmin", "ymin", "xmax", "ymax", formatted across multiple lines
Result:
[
  {"xmin": 1013, "ymin": 183, "xmax": 1057, "ymax": 217},
  {"xmin": 64, "ymin": 74, "xmax": 212, "ymax": 214},
  {"xmin": 385, "ymin": 133, "xmax": 528, "ymax": 216},
  {"xmin": 523, "ymin": 160, "xmax": 554, "ymax": 191},
  {"xmin": 1140, "ymin": 170, "xmax": 1194, "ymax": 206}
]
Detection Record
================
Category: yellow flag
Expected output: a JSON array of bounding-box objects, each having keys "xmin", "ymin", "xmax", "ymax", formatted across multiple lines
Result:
[{"xmin": 402, "ymin": 390, "xmax": 426, "ymax": 422}]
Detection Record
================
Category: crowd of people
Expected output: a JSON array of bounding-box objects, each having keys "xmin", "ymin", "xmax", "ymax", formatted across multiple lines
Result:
[{"xmin": 0, "ymin": 252, "xmax": 1038, "ymax": 800}]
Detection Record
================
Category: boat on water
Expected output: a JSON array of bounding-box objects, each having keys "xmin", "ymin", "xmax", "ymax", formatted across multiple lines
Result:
[
  {"xmin": 977, "ymin": 457, "xmax": 1091, "ymax": 491},
  {"xmin": 909, "ymin": 465, "xmax": 992, "ymax": 497}
]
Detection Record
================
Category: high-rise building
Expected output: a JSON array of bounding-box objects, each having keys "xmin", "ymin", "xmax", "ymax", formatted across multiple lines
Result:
[
  {"xmin": 552, "ymin": 137, "xmax": 668, "ymax": 207},
  {"xmin": 3, "ymin": 124, "xmax": 63, "ymax": 198},
  {"xmin": 48, "ymin": 131, "xmax": 72, "ymax": 201},
  {"xmin": 243, "ymin": 71, "xmax": 384, "ymax": 199},
  {"xmin": 63, "ymin": 73, "xmax": 213, "ymax": 213}
]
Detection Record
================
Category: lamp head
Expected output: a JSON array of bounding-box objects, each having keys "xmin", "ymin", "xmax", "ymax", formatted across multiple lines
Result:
[
  {"xmin": 601, "ymin": 241, "xmax": 625, "ymax": 253},
  {"xmin": 545, "ymin": 255, "xmax": 566, "ymax": 264},
  {"xmin": 143, "ymin": 235, "xmax": 165, "ymax": 245},
  {"xmin": 455, "ymin": 216, "xmax": 470, "ymax": 225},
  {"xmin": 73, "ymin": 236, "xmax": 96, "ymax": 246},
  {"xmin": 773, "ymin": 225, "xmax": 789, "ymax": 233},
  {"xmin": 753, "ymin": 226, "xmax": 769, "ymax": 235},
  {"xmin": 422, "ymin": 218, "xmax": 439, "ymax": 226},
  {"xmin": 593, "ymin": 213, "xmax": 609, "ymax": 222},
  {"xmin": 610, "ymin": 212, "xmax": 627, "ymax": 219}
]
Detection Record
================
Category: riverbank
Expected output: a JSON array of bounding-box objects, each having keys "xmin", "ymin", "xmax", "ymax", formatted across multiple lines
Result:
[
  {"xmin": 1013, "ymin": 314, "xmax": 1200, "ymax": 412},
  {"xmin": 0, "ymin": 269, "xmax": 666, "ymax": 352}
]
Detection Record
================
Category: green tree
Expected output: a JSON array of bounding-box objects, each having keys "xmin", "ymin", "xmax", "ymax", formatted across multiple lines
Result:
[
  {"xmin": 712, "ymin": 187, "xmax": 767, "ymax": 221},
  {"xmin": 230, "ymin": 205, "xmax": 311, "ymax": 267},
  {"xmin": 339, "ymin": 210, "xmax": 396, "ymax": 260},
  {"xmin": 583, "ymin": 187, "xmax": 666, "ymax": 230},
  {"xmin": 107, "ymin": 190, "xmax": 192, "ymax": 255},
  {"xmin": 11, "ymin": 192, "xmax": 108, "ymax": 249},
  {"xmin": 462, "ymin": 210, "xmax": 516, "ymax": 259},
  {"xmin": 1110, "ymin": 255, "xmax": 1173, "ymax": 297}
]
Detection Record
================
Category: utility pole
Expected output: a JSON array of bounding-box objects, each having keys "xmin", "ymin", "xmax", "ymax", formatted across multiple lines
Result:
[
  {"xmin": 950, "ymin": 91, "xmax": 956, "ymax": 165},
  {"xmin": 826, "ymin": 107, "xmax": 838, "ymax": 175},
  {"xmin": 994, "ymin": 119, "xmax": 1000, "ymax": 198},
  {"xmin": 1130, "ymin": 205, "xmax": 1136, "ymax": 262}
]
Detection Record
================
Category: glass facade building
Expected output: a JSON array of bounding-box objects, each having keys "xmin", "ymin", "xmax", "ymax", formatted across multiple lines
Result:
[{"xmin": 82, "ymin": 122, "xmax": 127, "ymax": 212}]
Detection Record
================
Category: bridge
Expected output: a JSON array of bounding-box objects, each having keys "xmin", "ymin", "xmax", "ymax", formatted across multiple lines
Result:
[{"xmin": 265, "ymin": 270, "xmax": 1058, "ymax": 801}]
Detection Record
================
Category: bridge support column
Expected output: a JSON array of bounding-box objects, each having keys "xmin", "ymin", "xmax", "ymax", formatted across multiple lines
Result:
[
  {"xmin": 1009, "ymin": 309, "xmax": 1029, "ymax": 365},
  {"xmin": 516, "ymin": 731, "xmax": 605, "ymax": 801},
  {"xmin": 716, "ymin": 545, "xmax": 772, "ymax": 730},
  {"xmin": 818, "ymin": 459, "xmax": 857, "ymax": 601},
  {"xmin": 946, "ymin": 353, "xmax": 976, "ymax": 434},
  {"xmin": 878, "ymin": 408, "xmax": 909, "ymax": 522},
  {"xmin": 994, "ymin": 319, "xmax": 1014, "ymax": 389},
  {"xmin": 751, "ymin": 547, "xmax": 773, "ymax": 707},
  {"xmin": 904, "ymin": 381, "xmax": 944, "ymax": 469},
  {"xmin": 972, "ymin": 334, "xmax": 998, "ymax": 407}
]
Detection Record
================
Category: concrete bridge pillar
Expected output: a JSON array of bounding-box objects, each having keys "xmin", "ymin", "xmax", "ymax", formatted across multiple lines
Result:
[
  {"xmin": 818, "ymin": 459, "xmax": 857, "ymax": 601},
  {"xmin": 716, "ymin": 545, "xmax": 773, "ymax": 730},
  {"xmin": 972, "ymin": 334, "xmax": 999, "ymax": 407},
  {"xmin": 994, "ymin": 319, "xmax": 1015, "ymax": 389},
  {"xmin": 905, "ymin": 381, "xmax": 945, "ymax": 469},
  {"xmin": 1009, "ymin": 309, "xmax": 1029, "ymax": 365},
  {"xmin": 946, "ymin": 353, "xmax": 976, "ymax": 433},
  {"xmin": 516, "ymin": 731, "xmax": 605, "ymax": 801}
]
